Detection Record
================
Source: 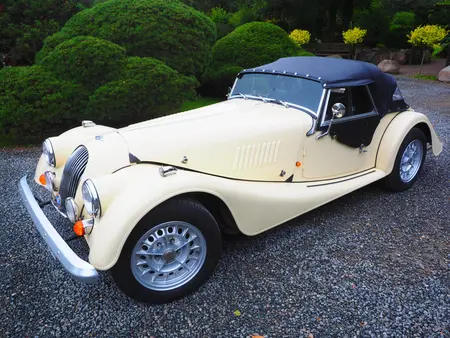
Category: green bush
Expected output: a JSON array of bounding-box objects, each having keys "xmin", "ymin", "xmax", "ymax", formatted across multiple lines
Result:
[
  {"xmin": 212, "ymin": 22, "xmax": 303, "ymax": 69},
  {"xmin": 38, "ymin": 0, "xmax": 216, "ymax": 77},
  {"xmin": 385, "ymin": 12, "xmax": 415, "ymax": 49},
  {"xmin": 87, "ymin": 57, "xmax": 199, "ymax": 127},
  {"xmin": 353, "ymin": 7, "xmax": 391, "ymax": 46},
  {"xmin": 200, "ymin": 65, "xmax": 244, "ymax": 98},
  {"xmin": 38, "ymin": 36, "xmax": 127, "ymax": 91},
  {"xmin": 35, "ymin": 31, "xmax": 73, "ymax": 63},
  {"xmin": 0, "ymin": 66, "xmax": 89, "ymax": 143}
]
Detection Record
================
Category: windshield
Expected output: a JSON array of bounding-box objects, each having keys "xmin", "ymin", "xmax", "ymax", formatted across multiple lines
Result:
[{"xmin": 229, "ymin": 73, "xmax": 323, "ymax": 116}]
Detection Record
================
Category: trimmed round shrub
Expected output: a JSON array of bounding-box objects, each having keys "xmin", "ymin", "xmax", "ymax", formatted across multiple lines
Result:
[
  {"xmin": 200, "ymin": 65, "xmax": 243, "ymax": 98},
  {"xmin": 211, "ymin": 22, "xmax": 303, "ymax": 69},
  {"xmin": 38, "ymin": 0, "xmax": 216, "ymax": 77},
  {"xmin": 87, "ymin": 57, "xmax": 199, "ymax": 127},
  {"xmin": 0, "ymin": 66, "xmax": 89, "ymax": 143},
  {"xmin": 35, "ymin": 31, "xmax": 73, "ymax": 64},
  {"xmin": 37, "ymin": 36, "xmax": 127, "ymax": 91}
]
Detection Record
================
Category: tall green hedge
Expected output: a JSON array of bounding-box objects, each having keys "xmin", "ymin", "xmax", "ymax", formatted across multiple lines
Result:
[
  {"xmin": 87, "ymin": 57, "xmax": 199, "ymax": 127},
  {"xmin": 0, "ymin": 66, "xmax": 89, "ymax": 143},
  {"xmin": 211, "ymin": 22, "xmax": 305, "ymax": 69},
  {"xmin": 37, "ymin": 36, "xmax": 127, "ymax": 91},
  {"xmin": 37, "ymin": 0, "xmax": 216, "ymax": 77}
]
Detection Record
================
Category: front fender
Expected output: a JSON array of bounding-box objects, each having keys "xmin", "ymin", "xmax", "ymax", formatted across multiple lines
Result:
[
  {"xmin": 85, "ymin": 164, "xmax": 232, "ymax": 270},
  {"xmin": 376, "ymin": 110, "xmax": 443, "ymax": 174}
]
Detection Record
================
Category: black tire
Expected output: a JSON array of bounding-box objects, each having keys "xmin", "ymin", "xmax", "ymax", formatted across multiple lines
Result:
[
  {"xmin": 380, "ymin": 127, "xmax": 427, "ymax": 192},
  {"xmin": 111, "ymin": 198, "xmax": 222, "ymax": 304}
]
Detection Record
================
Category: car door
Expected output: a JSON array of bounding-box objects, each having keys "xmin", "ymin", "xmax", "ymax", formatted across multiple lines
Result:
[{"xmin": 298, "ymin": 85, "xmax": 381, "ymax": 180}]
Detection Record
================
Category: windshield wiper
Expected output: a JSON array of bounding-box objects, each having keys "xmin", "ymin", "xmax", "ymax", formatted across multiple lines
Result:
[
  {"xmin": 258, "ymin": 95, "xmax": 268, "ymax": 103},
  {"xmin": 266, "ymin": 98, "xmax": 290, "ymax": 108},
  {"xmin": 236, "ymin": 92, "xmax": 248, "ymax": 99}
]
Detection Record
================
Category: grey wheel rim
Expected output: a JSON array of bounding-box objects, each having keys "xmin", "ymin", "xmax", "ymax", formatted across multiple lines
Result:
[
  {"xmin": 131, "ymin": 221, "xmax": 207, "ymax": 291},
  {"xmin": 400, "ymin": 139, "xmax": 423, "ymax": 183}
]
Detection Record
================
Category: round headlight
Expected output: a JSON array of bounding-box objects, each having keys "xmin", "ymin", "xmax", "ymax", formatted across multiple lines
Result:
[
  {"xmin": 42, "ymin": 139, "xmax": 56, "ymax": 167},
  {"xmin": 82, "ymin": 179, "xmax": 101, "ymax": 217}
]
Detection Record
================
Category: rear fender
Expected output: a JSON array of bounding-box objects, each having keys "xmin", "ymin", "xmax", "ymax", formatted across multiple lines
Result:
[{"xmin": 376, "ymin": 110, "xmax": 442, "ymax": 174}]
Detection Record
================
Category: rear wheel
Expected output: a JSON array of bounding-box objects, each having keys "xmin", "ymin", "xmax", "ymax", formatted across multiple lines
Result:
[
  {"xmin": 111, "ymin": 198, "xmax": 222, "ymax": 304},
  {"xmin": 380, "ymin": 127, "xmax": 426, "ymax": 192}
]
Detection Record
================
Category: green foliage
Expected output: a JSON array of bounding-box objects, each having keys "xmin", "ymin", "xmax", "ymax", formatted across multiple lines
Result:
[
  {"xmin": 391, "ymin": 11, "xmax": 415, "ymax": 28},
  {"xmin": 181, "ymin": 97, "xmax": 222, "ymax": 111},
  {"xmin": 289, "ymin": 29, "xmax": 311, "ymax": 46},
  {"xmin": 408, "ymin": 25, "xmax": 448, "ymax": 49},
  {"xmin": 0, "ymin": 66, "xmax": 89, "ymax": 143},
  {"xmin": 0, "ymin": 0, "xmax": 83, "ymax": 66},
  {"xmin": 38, "ymin": 0, "xmax": 216, "ymax": 77},
  {"xmin": 212, "ymin": 22, "xmax": 302, "ymax": 69},
  {"xmin": 385, "ymin": 12, "xmax": 416, "ymax": 49},
  {"xmin": 200, "ymin": 65, "xmax": 244, "ymax": 97},
  {"xmin": 353, "ymin": 6, "xmax": 391, "ymax": 46},
  {"xmin": 38, "ymin": 36, "xmax": 127, "ymax": 91},
  {"xmin": 208, "ymin": 7, "xmax": 234, "ymax": 39},
  {"xmin": 343, "ymin": 27, "xmax": 367, "ymax": 44},
  {"xmin": 35, "ymin": 31, "xmax": 73, "ymax": 63},
  {"xmin": 87, "ymin": 57, "xmax": 199, "ymax": 128},
  {"xmin": 229, "ymin": 7, "xmax": 260, "ymax": 28}
]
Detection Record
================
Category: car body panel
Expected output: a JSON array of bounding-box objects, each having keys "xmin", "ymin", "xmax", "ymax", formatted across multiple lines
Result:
[
  {"xmin": 376, "ymin": 110, "xmax": 443, "ymax": 174},
  {"xmin": 119, "ymin": 99, "xmax": 312, "ymax": 182},
  {"xmin": 84, "ymin": 163, "xmax": 386, "ymax": 270}
]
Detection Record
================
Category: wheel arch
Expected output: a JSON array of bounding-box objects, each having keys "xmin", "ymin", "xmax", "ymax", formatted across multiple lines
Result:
[
  {"xmin": 376, "ymin": 111, "xmax": 442, "ymax": 175},
  {"xmin": 159, "ymin": 192, "xmax": 241, "ymax": 235}
]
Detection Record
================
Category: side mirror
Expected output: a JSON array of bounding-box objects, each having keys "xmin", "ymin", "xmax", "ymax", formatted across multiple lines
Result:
[
  {"xmin": 316, "ymin": 103, "xmax": 346, "ymax": 140},
  {"xmin": 331, "ymin": 103, "xmax": 346, "ymax": 118}
]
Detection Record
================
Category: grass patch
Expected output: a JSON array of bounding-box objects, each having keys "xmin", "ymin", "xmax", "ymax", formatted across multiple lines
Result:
[
  {"xmin": 181, "ymin": 97, "xmax": 222, "ymax": 111},
  {"xmin": 412, "ymin": 74, "xmax": 437, "ymax": 81}
]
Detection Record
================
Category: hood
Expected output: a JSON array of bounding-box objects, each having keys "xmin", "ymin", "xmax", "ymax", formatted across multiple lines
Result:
[{"xmin": 119, "ymin": 99, "xmax": 313, "ymax": 181}]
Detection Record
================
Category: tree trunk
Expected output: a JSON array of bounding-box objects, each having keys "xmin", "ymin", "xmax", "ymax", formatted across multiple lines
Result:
[{"xmin": 419, "ymin": 47, "xmax": 425, "ymax": 76}]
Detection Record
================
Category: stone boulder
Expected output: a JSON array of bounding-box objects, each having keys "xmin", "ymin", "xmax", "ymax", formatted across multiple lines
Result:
[
  {"xmin": 438, "ymin": 66, "xmax": 450, "ymax": 82},
  {"xmin": 378, "ymin": 60, "xmax": 400, "ymax": 74},
  {"xmin": 392, "ymin": 51, "xmax": 407, "ymax": 65},
  {"xmin": 327, "ymin": 54, "xmax": 343, "ymax": 58}
]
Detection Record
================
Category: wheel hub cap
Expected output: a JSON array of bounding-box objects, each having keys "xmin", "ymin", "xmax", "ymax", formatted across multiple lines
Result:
[
  {"xmin": 400, "ymin": 139, "xmax": 423, "ymax": 183},
  {"xmin": 130, "ymin": 221, "xmax": 207, "ymax": 291}
]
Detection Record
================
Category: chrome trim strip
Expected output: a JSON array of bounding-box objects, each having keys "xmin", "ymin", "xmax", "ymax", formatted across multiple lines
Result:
[
  {"xmin": 18, "ymin": 176, "xmax": 99, "ymax": 284},
  {"xmin": 307, "ymin": 169, "xmax": 376, "ymax": 187},
  {"xmin": 308, "ymin": 89, "xmax": 328, "ymax": 136}
]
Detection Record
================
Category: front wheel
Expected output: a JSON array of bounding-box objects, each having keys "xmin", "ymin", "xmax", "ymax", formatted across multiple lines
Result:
[
  {"xmin": 380, "ymin": 127, "xmax": 427, "ymax": 192},
  {"xmin": 111, "ymin": 198, "xmax": 222, "ymax": 304}
]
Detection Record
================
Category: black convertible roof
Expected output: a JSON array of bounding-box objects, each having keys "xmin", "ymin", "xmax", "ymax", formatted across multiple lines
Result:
[{"xmin": 239, "ymin": 56, "xmax": 409, "ymax": 116}]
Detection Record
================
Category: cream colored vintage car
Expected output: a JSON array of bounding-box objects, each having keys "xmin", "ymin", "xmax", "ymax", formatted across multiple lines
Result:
[{"xmin": 19, "ymin": 57, "xmax": 442, "ymax": 304}]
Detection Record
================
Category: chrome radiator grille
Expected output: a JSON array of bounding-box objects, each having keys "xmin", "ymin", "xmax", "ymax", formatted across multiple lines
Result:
[{"xmin": 59, "ymin": 146, "xmax": 89, "ymax": 209}]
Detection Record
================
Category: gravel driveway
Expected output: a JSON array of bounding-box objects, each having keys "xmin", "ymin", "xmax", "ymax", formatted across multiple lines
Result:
[{"xmin": 1, "ymin": 78, "xmax": 449, "ymax": 338}]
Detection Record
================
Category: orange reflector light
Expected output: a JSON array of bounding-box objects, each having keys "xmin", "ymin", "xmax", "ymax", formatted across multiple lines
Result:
[
  {"xmin": 39, "ymin": 174, "xmax": 47, "ymax": 185},
  {"xmin": 73, "ymin": 221, "xmax": 85, "ymax": 236},
  {"xmin": 296, "ymin": 161, "xmax": 302, "ymax": 167}
]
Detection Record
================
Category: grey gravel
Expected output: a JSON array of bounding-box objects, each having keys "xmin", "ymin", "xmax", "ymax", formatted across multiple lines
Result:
[{"xmin": 1, "ymin": 77, "xmax": 449, "ymax": 338}]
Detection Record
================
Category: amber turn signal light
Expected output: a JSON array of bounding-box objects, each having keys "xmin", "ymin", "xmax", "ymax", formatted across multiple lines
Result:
[
  {"xmin": 39, "ymin": 174, "xmax": 46, "ymax": 185},
  {"xmin": 73, "ymin": 221, "xmax": 85, "ymax": 236},
  {"xmin": 296, "ymin": 161, "xmax": 302, "ymax": 167}
]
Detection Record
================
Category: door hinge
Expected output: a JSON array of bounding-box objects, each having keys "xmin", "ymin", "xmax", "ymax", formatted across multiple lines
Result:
[{"xmin": 359, "ymin": 144, "xmax": 368, "ymax": 153}]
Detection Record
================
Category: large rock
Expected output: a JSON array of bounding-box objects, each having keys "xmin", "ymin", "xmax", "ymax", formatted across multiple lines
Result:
[
  {"xmin": 327, "ymin": 54, "xmax": 343, "ymax": 58},
  {"xmin": 378, "ymin": 60, "xmax": 400, "ymax": 74},
  {"xmin": 438, "ymin": 66, "xmax": 450, "ymax": 82},
  {"xmin": 392, "ymin": 51, "xmax": 407, "ymax": 65}
]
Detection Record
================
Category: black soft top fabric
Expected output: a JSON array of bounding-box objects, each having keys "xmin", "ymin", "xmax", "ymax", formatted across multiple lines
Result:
[{"xmin": 239, "ymin": 56, "xmax": 409, "ymax": 116}]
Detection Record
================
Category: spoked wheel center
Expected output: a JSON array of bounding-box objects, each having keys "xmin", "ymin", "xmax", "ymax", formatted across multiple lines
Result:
[
  {"xmin": 400, "ymin": 139, "xmax": 423, "ymax": 183},
  {"xmin": 131, "ymin": 221, "xmax": 207, "ymax": 291}
]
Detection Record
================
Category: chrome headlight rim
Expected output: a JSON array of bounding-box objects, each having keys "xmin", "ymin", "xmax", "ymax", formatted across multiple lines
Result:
[
  {"xmin": 65, "ymin": 197, "xmax": 79, "ymax": 223},
  {"xmin": 82, "ymin": 179, "xmax": 101, "ymax": 217},
  {"xmin": 42, "ymin": 139, "xmax": 56, "ymax": 167}
]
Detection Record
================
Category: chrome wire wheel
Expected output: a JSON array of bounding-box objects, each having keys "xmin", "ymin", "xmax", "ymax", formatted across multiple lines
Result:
[
  {"xmin": 400, "ymin": 139, "xmax": 423, "ymax": 183},
  {"xmin": 131, "ymin": 221, "xmax": 207, "ymax": 291}
]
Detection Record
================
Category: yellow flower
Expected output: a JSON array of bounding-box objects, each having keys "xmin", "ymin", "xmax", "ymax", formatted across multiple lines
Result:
[
  {"xmin": 407, "ymin": 25, "xmax": 448, "ymax": 49},
  {"xmin": 289, "ymin": 29, "xmax": 311, "ymax": 46},
  {"xmin": 342, "ymin": 27, "xmax": 367, "ymax": 45}
]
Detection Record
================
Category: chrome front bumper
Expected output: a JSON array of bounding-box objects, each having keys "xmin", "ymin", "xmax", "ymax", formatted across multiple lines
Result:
[{"xmin": 18, "ymin": 176, "xmax": 99, "ymax": 284}]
